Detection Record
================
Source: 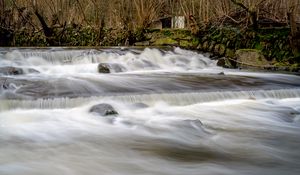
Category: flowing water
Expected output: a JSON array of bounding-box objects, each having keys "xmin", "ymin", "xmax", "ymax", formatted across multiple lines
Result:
[{"xmin": 0, "ymin": 47, "xmax": 300, "ymax": 175}]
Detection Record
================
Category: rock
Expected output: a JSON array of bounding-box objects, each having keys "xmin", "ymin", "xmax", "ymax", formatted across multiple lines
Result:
[
  {"xmin": 218, "ymin": 72, "xmax": 225, "ymax": 75},
  {"xmin": 98, "ymin": 63, "xmax": 126, "ymax": 73},
  {"xmin": 217, "ymin": 57, "xmax": 234, "ymax": 68},
  {"xmin": 0, "ymin": 67, "xmax": 23, "ymax": 75},
  {"xmin": 134, "ymin": 41, "xmax": 150, "ymax": 46},
  {"xmin": 0, "ymin": 66, "xmax": 39, "ymax": 75},
  {"xmin": 208, "ymin": 41, "xmax": 216, "ymax": 52},
  {"xmin": 130, "ymin": 103, "xmax": 149, "ymax": 109},
  {"xmin": 196, "ymin": 43, "xmax": 202, "ymax": 50},
  {"xmin": 179, "ymin": 40, "xmax": 194, "ymax": 48},
  {"xmin": 89, "ymin": 103, "xmax": 118, "ymax": 116},
  {"xmin": 235, "ymin": 49, "xmax": 270, "ymax": 69},
  {"xmin": 214, "ymin": 44, "xmax": 220, "ymax": 55},
  {"xmin": 153, "ymin": 37, "xmax": 178, "ymax": 46},
  {"xmin": 98, "ymin": 63, "xmax": 110, "ymax": 73},
  {"xmin": 210, "ymin": 55, "xmax": 219, "ymax": 60},
  {"xmin": 202, "ymin": 41, "xmax": 209, "ymax": 51},
  {"xmin": 218, "ymin": 44, "xmax": 226, "ymax": 56},
  {"xmin": 225, "ymin": 49, "xmax": 235, "ymax": 58},
  {"xmin": 203, "ymin": 52, "xmax": 211, "ymax": 58}
]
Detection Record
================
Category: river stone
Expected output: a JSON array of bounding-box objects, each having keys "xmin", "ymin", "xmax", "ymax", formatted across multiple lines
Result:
[
  {"xmin": 0, "ymin": 67, "xmax": 23, "ymax": 75},
  {"xmin": 98, "ymin": 63, "xmax": 126, "ymax": 73},
  {"xmin": 235, "ymin": 49, "xmax": 270, "ymax": 68},
  {"xmin": 217, "ymin": 57, "xmax": 234, "ymax": 68},
  {"xmin": 89, "ymin": 103, "xmax": 118, "ymax": 116},
  {"xmin": 98, "ymin": 63, "xmax": 110, "ymax": 73},
  {"xmin": 130, "ymin": 103, "xmax": 149, "ymax": 109},
  {"xmin": 0, "ymin": 66, "xmax": 39, "ymax": 75}
]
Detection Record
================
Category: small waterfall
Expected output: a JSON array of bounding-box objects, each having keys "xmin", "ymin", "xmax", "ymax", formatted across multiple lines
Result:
[
  {"xmin": 1, "ymin": 89, "xmax": 299, "ymax": 111},
  {"xmin": 1, "ymin": 48, "xmax": 215, "ymax": 72},
  {"xmin": 20, "ymin": 50, "xmax": 99, "ymax": 64}
]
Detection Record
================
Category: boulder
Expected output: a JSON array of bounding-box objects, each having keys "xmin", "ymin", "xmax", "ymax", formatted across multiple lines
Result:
[
  {"xmin": 0, "ymin": 66, "xmax": 39, "ymax": 75},
  {"xmin": 98, "ymin": 63, "xmax": 126, "ymax": 73},
  {"xmin": 89, "ymin": 103, "xmax": 118, "ymax": 116},
  {"xmin": 217, "ymin": 57, "xmax": 235, "ymax": 68},
  {"xmin": 98, "ymin": 63, "xmax": 110, "ymax": 73},
  {"xmin": 235, "ymin": 49, "xmax": 270, "ymax": 68},
  {"xmin": 0, "ymin": 67, "xmax": 23, "ymax": 75}
]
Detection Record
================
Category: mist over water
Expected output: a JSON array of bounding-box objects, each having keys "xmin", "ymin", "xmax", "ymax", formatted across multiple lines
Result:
[{"xmin": 1, "ymin": 47, "xmax": 300, "ymax": 175}]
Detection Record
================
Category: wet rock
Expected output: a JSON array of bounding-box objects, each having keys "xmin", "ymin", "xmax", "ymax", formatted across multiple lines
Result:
[
  {"xmin": 89, "ymin": 103, "xmax": 118, "ymax": 116},
  {"xmin": 98, "ymin": 63, "xmax": 110, "ymax": 73},
  {"xmin": 173, "ymin": 119, "xmax": 211, "ymax": 135},
  {"xmin": 217, "ymin": 57, "xmax": 234, "ymax": 68},
  {"xmin": 0, "ymin": 67, "xmax": 23, "ymax": 75},
  {"xmin": 210, "ymin": 55, "xmax": 219, "ymax": 60},
  {"xmin": 0, "ymin": 66, "xmax": 39, "ymax": 75},
  {"xmin": 218, "ymin": 72, "xmax": 225, "ymax": 75},
  {"xmin": 98, "ymin": 63, "xmax": 126, "ymax": 73},
  {"xmin": 130, "ymin": 103, "xmax": 149, "ymax": 109}
]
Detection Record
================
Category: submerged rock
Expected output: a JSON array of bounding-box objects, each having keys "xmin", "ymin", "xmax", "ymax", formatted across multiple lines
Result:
[
  {"xmin": 130, "ymin": 103, "xmax": 149, "ymax": 109},
  {"xmin": 0, "ymin": 66, "xmax": 39, "ymax": 75},
  {"xmin": 98, "ymin": 63, "xmax": 126, "ymax": 73},
  {"xmin": 89, "ymin": 103, "xmax": 118, "ymax": 116},
  {"xmin": 218, "ymin": 72, "xmax": 225, "ymax": 75}
]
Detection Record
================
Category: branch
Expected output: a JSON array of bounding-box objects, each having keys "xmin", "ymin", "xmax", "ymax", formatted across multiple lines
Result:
[{"xmin": 230, "ymin": 0, "xmax": 249, "ymax": 12}]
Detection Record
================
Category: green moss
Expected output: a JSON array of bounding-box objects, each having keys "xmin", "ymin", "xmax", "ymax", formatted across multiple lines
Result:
[
  {"xmin": 219, "ymin": 44, "xmax": 226, "ymax": 56},
  {"xmin": 179, "ymin": 40, "xmax": 193, "ymax": 47},
  {"xmin": 225, "ymin": 49, "xmax": 235, "ymax": 58},
  {"xmin": 153, "ymin": 37, "xmax": 178, "ymax": 46},
  {"xmin": 162, "ymin": 30, "xmax": 172, "ymax": 37}
]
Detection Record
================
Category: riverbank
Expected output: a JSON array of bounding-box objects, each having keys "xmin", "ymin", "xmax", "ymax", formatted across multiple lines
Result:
[{"xmin": 1, "ymin": 26, "xmax": 299, "ymax": 72}]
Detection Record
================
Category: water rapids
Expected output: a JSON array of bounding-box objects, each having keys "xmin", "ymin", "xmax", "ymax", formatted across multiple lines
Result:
[{"xmin": 0, "ymin": 47, "xmax": 300, "ymax": 175}]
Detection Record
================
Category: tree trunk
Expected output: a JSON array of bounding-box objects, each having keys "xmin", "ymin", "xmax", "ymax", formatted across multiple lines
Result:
[
  {"xmin": 34, "ymin": 9, "xmax": 56, "ymax": 45},
  {"xmin": 0, "ymin": 0, "xmax": 4, "ymax": 17},
  {"xmin": 249, "ymin": 10, "xmax": 258, "ymax": 30},
  {"xmin": 230, "ymin": 0, "xmax": 258, "ymax": 30},
  {"xmin": 288, "ymin": 11, "xmax": 300, "ymax": 57}
]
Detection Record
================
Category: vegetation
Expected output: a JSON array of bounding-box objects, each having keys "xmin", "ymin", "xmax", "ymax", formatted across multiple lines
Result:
[{"xmin": 0, "ymin": 0, "xmax": 299, "ymax": 62}]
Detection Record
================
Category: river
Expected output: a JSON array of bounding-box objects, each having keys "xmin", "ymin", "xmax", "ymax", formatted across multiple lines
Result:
[{"xmin": 0, "ymin": 47, "xmax": 300, "ymax": 175}]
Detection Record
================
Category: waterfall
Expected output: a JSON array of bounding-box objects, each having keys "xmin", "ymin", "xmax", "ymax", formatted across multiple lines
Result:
[
  {"xmin": 1, "ymin": 89, "xmax": 299, "ymax": 111},
  {"xmin": 1, "ymin": 48, "xmax": 216, "ymax": 72}
]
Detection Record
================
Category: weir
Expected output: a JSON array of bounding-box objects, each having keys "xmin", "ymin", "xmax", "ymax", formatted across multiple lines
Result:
[{"xmin": 1, "ymin": 88, "xmax": 300, "ymax": 110}]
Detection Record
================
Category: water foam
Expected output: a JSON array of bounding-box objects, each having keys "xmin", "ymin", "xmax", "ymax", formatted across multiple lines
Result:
[
  {"xmin": 0, "ymin": 48, "xmax": 216, "ymax": 74},
  {"xmin": 1, "ymin": 89, "xmax": 300, "ymax": 111}
]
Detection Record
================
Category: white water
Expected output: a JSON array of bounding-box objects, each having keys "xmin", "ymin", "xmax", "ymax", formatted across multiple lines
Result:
[{"xmin": 1, "ymin": 48, "xmax": 300, "ymax": 175}]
